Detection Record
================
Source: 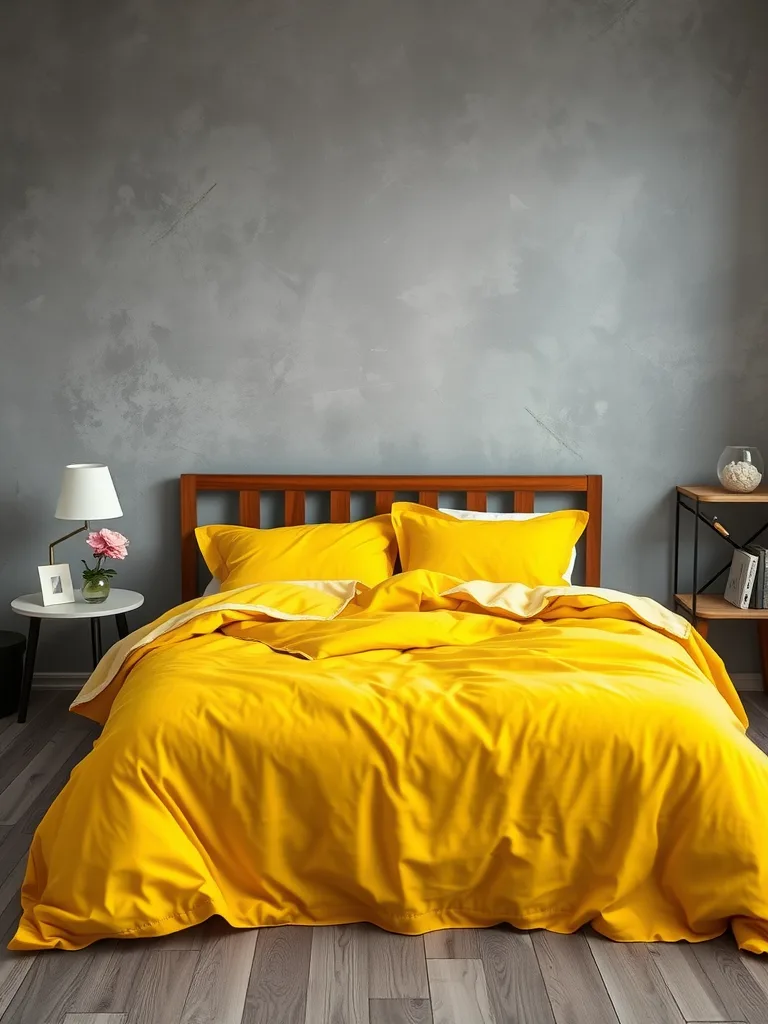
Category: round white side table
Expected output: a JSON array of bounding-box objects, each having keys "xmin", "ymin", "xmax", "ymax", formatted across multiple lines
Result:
[{"xmin": 10, "ymin": 589, "xmax": 144, "ymax": 723}]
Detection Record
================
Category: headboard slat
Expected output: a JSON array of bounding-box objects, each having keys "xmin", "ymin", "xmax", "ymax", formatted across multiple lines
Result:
[
  {"xmin": 330, "ymin": 490, "xmax": 351, "ymax": 523},
  {"xmin": 284, "ymin": 490, "xmax": 305, "ymax": 526},
  {"xmin": 375, "ymin": 490, "xmax": 396, "ymax": 515},
  {"xmin": 514, "ymin": 491, "xmax": 535, "ymax": 513},
  {"xmin": 238, "ymin": 491, "xmax": 261, "ymax": 528},
  {"xmin": 180, "ymin": 473, "xmax": 602, "ymax": 601},
  {"xmin": 466, "ymin": 491, "xmax": 487, "ymax": 512}
]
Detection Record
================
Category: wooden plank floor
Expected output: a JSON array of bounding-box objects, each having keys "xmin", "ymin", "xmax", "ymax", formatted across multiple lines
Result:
[{"xmin": 2, "ymin": 691, "xmax": 768, "ymax": 1024}]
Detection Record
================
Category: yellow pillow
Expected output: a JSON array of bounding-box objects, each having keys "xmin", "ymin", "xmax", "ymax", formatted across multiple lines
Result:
[
  {"xmin": 390, "ymin": 502, "xmax": 588, "ymax": 586},
  {"xmin": 196, "ymin": 516, "xmax": 397, "ymax": 591}
]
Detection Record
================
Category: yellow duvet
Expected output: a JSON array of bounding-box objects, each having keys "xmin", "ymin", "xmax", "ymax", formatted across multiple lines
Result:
[{"xmin": 10, "ymin": 570, "xmax": 768, "ymax": 952}]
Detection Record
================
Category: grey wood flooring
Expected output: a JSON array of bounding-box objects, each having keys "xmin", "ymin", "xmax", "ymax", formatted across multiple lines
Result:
[{"xmin": 2, "ymin": 690, "xmax": 768, "ymax": 1024}]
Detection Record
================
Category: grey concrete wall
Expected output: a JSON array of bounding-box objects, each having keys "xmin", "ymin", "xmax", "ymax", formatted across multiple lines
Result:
[{"xmin": 2, "ymin": 0, "xmax": 768, "ymax": 674}]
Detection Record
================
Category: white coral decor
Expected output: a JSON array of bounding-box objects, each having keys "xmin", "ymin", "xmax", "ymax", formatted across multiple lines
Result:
[{"xmin": 720, "ymin": 461, "xmax": 762, "ymax": 493}]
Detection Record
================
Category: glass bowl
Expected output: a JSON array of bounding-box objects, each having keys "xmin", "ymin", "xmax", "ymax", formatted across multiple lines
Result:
[{"xmin": 717, "ymin": 446, "xmax": 764, "ymax": 492}]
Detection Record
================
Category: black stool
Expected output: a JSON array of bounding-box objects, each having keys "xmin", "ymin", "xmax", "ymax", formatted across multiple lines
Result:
[{"xmin": 0, "ymin": 630, "xmax": 26, "ymax": 718}]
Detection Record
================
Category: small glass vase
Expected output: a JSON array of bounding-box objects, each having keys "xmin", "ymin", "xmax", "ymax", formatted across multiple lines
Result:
[
  {"xmin": 82, "ymin": 577, "xmax": 111, "ymax": 604},
  {"xmin": 717, "ymin": 446, "xmax": 764, "ymax": 493}
]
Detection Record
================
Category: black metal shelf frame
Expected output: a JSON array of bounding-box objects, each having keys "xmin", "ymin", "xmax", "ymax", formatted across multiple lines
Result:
[{"xmin": 674, "ymin": 492, "xmax": 768, "ymax": 622}]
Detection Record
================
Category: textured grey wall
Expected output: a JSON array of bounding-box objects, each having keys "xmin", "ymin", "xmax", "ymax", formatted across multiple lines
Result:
[{"xmin": 2, "ymin": 0, "xmax": 768, "ymax": 674}]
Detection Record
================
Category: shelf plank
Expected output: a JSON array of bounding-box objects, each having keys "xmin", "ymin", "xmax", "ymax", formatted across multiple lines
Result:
[
  {"xmin": 675, "ymin": 594, "xmax": 768, "ymax": 620},
  {"xmin": 677, "ymin": 485, "xmax": 768, "ymax": 502}
]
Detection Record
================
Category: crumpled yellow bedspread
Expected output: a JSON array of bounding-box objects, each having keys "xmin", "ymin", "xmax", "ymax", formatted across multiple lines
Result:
[{"xmin": 10, "ymin": 571, "xmax": 768, "ymax": 953}]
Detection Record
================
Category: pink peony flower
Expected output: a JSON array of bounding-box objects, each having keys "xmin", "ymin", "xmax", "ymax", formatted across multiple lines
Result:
[{"xmin": 86, "ymin": 528, "xmax": 129, "ymax": 561}]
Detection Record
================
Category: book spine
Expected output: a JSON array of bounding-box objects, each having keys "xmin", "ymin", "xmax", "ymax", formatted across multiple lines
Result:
[
  {"xmin": 757, "ymin": 549, "xmax": 767, "ymax": 609},
  {"xmin": 753, "ymin": 552, "xmax": 761, "ymax": 606},
  {"xmin": 747, "ymin": 546, "xmax": 768, "ymax": 609},
  {"xmin": 758, "ymin": 551, "xmax": 766, "ymax": 610},
  {"xmin": 742, "ymin": 554, "xmax": 758, "ymax": 609}
]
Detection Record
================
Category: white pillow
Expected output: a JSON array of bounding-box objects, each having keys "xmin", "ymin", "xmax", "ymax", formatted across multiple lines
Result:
[
  {"xmin": 438, "ymin": 508, "xmax": 577, "ymax": 583},
  {"xmin": 202, "ymin": 577, "xmax": 221, "ymax": 597}
]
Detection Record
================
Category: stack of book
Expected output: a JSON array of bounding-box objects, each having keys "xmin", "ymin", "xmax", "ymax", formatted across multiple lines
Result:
[{"xmin": 724, "ymin": 545, "xmax": 768, "ymax": 609}]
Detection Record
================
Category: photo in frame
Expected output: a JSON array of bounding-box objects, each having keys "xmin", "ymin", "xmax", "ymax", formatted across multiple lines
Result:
[{"xmin": 38, "ymin": 563, "xmax": 75, "ymax": 606}]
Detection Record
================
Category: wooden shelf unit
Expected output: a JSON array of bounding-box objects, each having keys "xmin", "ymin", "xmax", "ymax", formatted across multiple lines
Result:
[
  {"xmin": 675, "ymin": 485, "xmax": 768, "ymax": 689},
  {"xmin": 677, "ymin": 484, "xmax": 768, "ymax": 503},
  {"xmin": 674, "ymin": 594, "xmax": 768, "ymax": 620}
]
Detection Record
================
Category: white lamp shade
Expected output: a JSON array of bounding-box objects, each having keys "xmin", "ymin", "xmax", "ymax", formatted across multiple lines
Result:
[{"xmin": 55, "ymin": 464, "xmax": 123, "ymax": 521}]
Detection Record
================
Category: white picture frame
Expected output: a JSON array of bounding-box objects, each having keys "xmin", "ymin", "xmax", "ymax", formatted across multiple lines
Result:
[{"xmin": 38, "ymin": 563, "xmax": 75, "ymax": 606}]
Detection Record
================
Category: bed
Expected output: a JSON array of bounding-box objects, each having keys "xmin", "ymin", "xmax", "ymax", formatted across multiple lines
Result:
[{"xmin": 9, "ymin": 473, "xmax": 768, "ymax": 954}]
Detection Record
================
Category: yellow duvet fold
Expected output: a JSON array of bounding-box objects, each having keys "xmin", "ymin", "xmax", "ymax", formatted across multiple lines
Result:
[{"xmin": 10, "ymin": 571, "xmax": 768, "ymax": 953}]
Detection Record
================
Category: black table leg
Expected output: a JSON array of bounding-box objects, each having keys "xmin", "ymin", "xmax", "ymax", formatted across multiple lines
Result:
[
  {"xmin": 115, "ymin": 613, "xmax": 129, "ymax": 640},
  {"xmin": 90, "ymin": 618, "xmax": 99, "ymax": 670},
  {"xmin": 96, "ymin": 618, "xmax": 103, "ymax": 662},
  {"xmin": 18, "ymin": 617, "xmax": 41, "ymax": 724}
]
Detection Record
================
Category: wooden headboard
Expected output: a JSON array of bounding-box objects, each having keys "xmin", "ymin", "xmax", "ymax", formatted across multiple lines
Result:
[{"xmin": 180, "ymin": 473, "xmax": 603, "ymax": 601}]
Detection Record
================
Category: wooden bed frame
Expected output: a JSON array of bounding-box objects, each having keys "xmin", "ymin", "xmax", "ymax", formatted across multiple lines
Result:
[{"xmin": 180, "ymin": 474, "xmax": 603, "ymax": 602}]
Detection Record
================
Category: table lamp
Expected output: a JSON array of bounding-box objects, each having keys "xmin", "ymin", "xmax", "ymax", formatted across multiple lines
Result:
[{"xmin": 49, "ymin": 463, "xmax": 123, "ymax": 564}]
